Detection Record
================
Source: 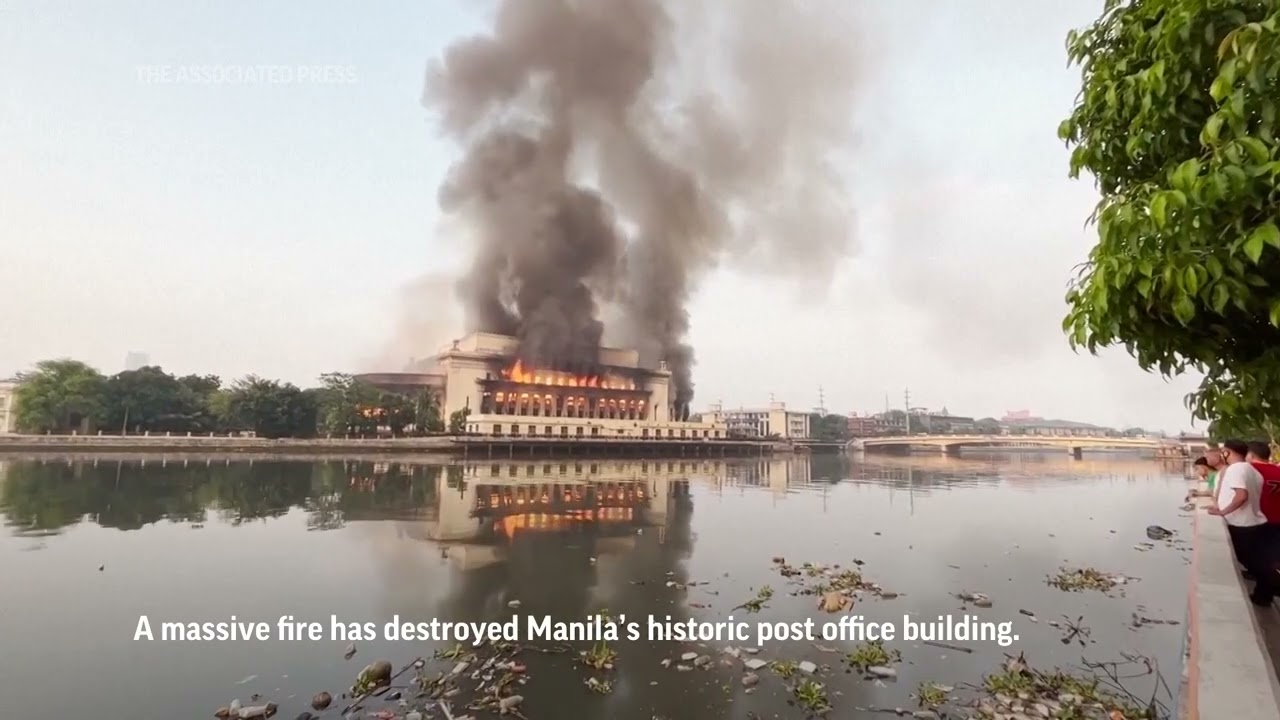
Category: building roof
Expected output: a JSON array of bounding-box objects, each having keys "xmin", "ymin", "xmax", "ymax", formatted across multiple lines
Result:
[{"xmin": 1002, "ymin": 417, "xmax": 1108, "ymax": 430}]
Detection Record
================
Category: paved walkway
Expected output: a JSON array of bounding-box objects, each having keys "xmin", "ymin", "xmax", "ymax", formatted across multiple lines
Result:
[{"xmin": 1189, "ymin": 495, "xmax": 1280, "ymax": 718}]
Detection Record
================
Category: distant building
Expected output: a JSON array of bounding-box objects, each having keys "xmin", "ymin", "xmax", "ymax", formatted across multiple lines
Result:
[
  {"xmin": 846, "ymin": 411, "xmax": 904, "ymax": 437},
  {"xmin": 909, "ymin": 407, "xmax": 974, "ymax": 434},
  {"xmin": 706, "ymin": 402, "xmax": 811, "ymax": 440},
  {"xmin": 0, "ymin": 378, "xmax": 17, "ymax": 433},
  {"xmin": 124, "ymin": 352, "xmax": 150, "ymax": 371},
  {"xmin": 1001, "ymin": 415, "xmax": 1114, "ymax": 438}
]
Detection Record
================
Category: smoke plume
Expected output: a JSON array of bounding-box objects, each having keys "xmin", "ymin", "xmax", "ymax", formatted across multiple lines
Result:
[{"xmin": 424, "ymin": 0, "xmax": 861, "ymax": 417}]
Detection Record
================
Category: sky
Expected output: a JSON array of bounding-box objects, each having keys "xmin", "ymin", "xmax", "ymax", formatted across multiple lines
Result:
[{"xmin": 0, "ymin": 0, "xmax": 1206, "ymax": 433}]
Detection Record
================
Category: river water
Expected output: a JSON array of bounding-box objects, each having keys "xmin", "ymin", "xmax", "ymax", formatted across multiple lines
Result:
[{"xmin": 0, "ymin": 452, "xmax": 1193, "ymax": 720}]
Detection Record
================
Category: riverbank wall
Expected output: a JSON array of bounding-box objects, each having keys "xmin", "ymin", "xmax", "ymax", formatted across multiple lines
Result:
[
  {"xmin": 1186, "ymin": 495, "xmax": 1280, "ymax": 718},
  {"xmin": 0, "ymin": 433, "xmax": 791, "ymax": 458}
]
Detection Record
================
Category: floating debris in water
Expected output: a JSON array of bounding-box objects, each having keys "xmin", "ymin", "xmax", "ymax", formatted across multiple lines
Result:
[
  {"xmin": 845, "ymin": 641, "xmax": 901, "ymax": 673},
  {"xmin": 1047, "ymin": 567, "xmax": 1127, "ymax": 593},
  {"xmin": 791, "ymin": 679, "xmax": 832, "ymax": 715},
  {"xmin": 733, "ymin": 586, "xmax": 774, "ymax": 613},
  {"xmin": 954, "ymin": 591, "xmax": 993, "ymax": 608},
  {"xmin": 973, "ymin": 653, "xmax": 1158, "ymax": 719},
  {"xmin": 915, "ymin": 682, "xmax": 951, "ymax": 708}
]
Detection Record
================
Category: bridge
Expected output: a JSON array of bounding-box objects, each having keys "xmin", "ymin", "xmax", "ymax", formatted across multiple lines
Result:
[{"xmin": 848, "ymin": 434, "xmax": 1188, "ymax": 459}]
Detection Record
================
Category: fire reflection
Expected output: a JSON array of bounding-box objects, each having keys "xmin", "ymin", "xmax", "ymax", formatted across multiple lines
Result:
[{"xmin": 472, "ymin": 481, "xmax": 650, "ymax": 540}]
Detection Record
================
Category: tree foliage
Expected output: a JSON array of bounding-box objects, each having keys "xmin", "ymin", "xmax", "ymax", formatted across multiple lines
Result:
[
  {"xmin": 101, "ymin": 366, "xmax": 223, "ymax": 434},
  {"xmin": 13, "ymin": 359, "xmax": 107, "ymax": 433},
  {"xmin": 449, "ymin": 407, "xmax": 471, "ymax": 434},
  {"xmin": 317, "ymin": 373, "xmax": 381, "ymax": 436},
  {"xmin": 808, "ymin": 413, "xmax": 850, "ymax": 442},
  {"xmin": 315, "ymin": 373, "xmax": 443, "ymax": 437},
  {"xmin": 416, "ymin": 391, "xmax": 445, "ymax": 433},
  {"xmin": 217, "ymin": 376, "xmax": 318, "ymax": 439},
  {"xmin": 1061, "ymin": 1, "xmax": 1280, "ymax": 424},
  {"xmin": 1061, "ymin": 0, "xmax": 1280, "ymax": 429}
]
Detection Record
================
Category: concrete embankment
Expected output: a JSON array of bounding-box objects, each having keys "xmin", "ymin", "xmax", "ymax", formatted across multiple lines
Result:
[
  {"xmin": 0, "ymin": 434, "xmax": 785, "ymax": 457},
  {"xmin": 1186, "ymin": 496, "xmax": 1280, "ymax": 718}
]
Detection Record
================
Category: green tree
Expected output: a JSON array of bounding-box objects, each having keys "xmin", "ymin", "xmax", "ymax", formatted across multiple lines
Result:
[
  {"xmin": 449, "ymin": 407, "xmax": 471, "ymax": 434},
  {"xmin": 1209, "ymin": 415, "xmax": 1275, "ymax": 442},
  {"xmin": 13, "ymin": 359, "xmax": 107, "ymax": 433},
  {"xmin": 316, "ymin": 373, "xmax": 380, "ymax": 436},
  {"xmin": 415, "ymin": 390, "xmax": 445, "ymax": 433},
  {"xmin": 807, "ymin": 413, "xmax": 850, "ymax": 442},
  {"xmin": 379, "ymin": 392, "xmax": 416, "ymax": 436},
  {"xmin": 220, "ymin": 376, "xmax": 317, "ymax": 439},
  {"xmin": 176, "ymin": 374, "xmax": 223, "ymax": 432},
  {"xmin": 1060, "ymin": 0, "xmax": 1280, "ymax": 429},
  {"xmin": 101, "ymin": 366, "xmax": 207, "ymax": 434}
]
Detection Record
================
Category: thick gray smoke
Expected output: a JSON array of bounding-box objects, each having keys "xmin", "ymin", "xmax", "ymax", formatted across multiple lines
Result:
[{"xmin": 425, "ymin": 0, "xmax": 861, "ymax": 417}]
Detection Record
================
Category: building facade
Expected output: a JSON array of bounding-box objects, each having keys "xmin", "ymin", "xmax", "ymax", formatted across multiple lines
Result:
[
  {"xmin": 704, "ymin": 402, "xmax": 811, "ymax": 439},
  {"xmin": 368, "ymin": 332, "xmax": 727, "ymax": 440},
  {"xmin": 124, "ymin": 352, "xmax": 150, "ymax": 372},
  {"xmin": 846, "ymin": 412, "xmax": 905, "ymax": 438},
  {"xmin": 0, "ymin": 378, "xmax": 16, "ymax": 433},
  {"xmin": 1000, "ymin": 414, "xmax": 1114, "ymax": 438}
]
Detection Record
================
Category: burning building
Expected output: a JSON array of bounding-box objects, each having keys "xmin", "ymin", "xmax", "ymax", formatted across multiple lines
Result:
[{"xmin": 412, "ymin": 332, "xmax": 727, "ymax": 441}]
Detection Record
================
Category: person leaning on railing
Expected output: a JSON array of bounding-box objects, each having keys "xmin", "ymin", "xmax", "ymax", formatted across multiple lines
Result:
[
  {"xmin": 1207, "ymin": 439, "xmax": 1276, "ymax": 607},
  {"xmin": 1245, "ymin": 441, "xmax": 1280, "ymax": 587}
]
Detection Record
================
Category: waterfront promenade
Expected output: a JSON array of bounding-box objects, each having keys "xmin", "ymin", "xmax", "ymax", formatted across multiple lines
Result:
[
  {"xmin": 0, "ymin": 432, "xmax": 781, "ymax": 457},
  {"xmin": 1188, "ymin": 495, "xmax": 1280, "ymax": 718}
]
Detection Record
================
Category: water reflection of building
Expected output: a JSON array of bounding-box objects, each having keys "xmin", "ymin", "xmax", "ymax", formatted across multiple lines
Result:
[
  {"xmin": 425, "ymin": 460, "xmax": 701, "ymax": 568},
  {"xmin": 722, "ymin": 457, "xmax": 814, "ymax": 492}
]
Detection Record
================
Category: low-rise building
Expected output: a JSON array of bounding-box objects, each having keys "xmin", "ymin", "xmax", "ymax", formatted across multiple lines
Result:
[
  {"xmin": 1000, "ymin": 414, "xmax": 1115, "ymax": 438},
  {"xmin": 705, "ymin": 401, "xmax": 811, "ymax": 440},
  {"xmin": 0, "ymin": 378, "xmax": 17, "ymax": 434},
  {"xmin": 846, "ymin": 412, "xmax": 904, "ymax": 437},
  {"xmin": 909, "ymin": 407, "xmax": 975, "ymax": 434}
]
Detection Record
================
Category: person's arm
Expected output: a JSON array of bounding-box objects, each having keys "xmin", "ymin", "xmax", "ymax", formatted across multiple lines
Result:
[{"xmin": 1208, "ymin": 487, "xmax": 1248, "ymax": 515}]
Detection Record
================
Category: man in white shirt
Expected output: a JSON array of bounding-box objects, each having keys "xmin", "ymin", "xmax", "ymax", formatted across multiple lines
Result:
[{"xmin": 1208, "ymin": 439, "xmax": 1274, "ymax": 606}]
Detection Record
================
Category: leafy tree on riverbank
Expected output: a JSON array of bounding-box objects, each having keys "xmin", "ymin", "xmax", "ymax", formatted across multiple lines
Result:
[
  {"xmin": 809, "ymin": 413, "xmax": 850, "ymax": 442},
  {"xmin": 12, "ymin": 360, "xmax": 107, "ymax": 433},
  {"xmin": 416, "ymin": 390, "xmax": 445, "ymax": 433},
  {"xmin": 1060, "ymin": 0, "xmax": 1280, "ymax": 430},
  {"xmin": 449, "ymin": 407, "xmax": 470, "ymax": 434},
  {"xmin": 218, "ymin": 377, "xmax": 318, "ymax": 439},
  {"xmin": 317, "ymin": 373, "xmax": 381, "ymax": 436},
  {"xmin": 315, "ymin": 373, "xmax": 443, "ymax": 436},
  {"xmin": 101, "ymin": 366, "xmax": 224, "ymax": 434}
]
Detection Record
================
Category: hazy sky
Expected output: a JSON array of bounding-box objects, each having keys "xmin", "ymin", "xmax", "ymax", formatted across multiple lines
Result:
[{"xmin": 0, "ymin": 0, "xmax": 1204, "ymax": 432}]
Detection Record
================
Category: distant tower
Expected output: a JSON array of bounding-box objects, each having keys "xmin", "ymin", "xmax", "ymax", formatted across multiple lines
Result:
[{"xmin": 124, "ymin": 351, "xmax": 150, "ymax": 371}]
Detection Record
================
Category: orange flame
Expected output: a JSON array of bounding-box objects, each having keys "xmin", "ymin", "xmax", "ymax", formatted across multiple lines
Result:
[{"xmin": 500, "ymin": 358, "xmax": 636, "ymax": 390}]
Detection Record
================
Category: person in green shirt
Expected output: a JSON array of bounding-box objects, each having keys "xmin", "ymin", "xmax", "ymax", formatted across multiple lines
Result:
[
  {"xmin": 1192, "ymin": 451, "xmax": 1225, "ymax": 498},
  {"xmin": 1194, "ymin": 456, "xmax": 1216, "ymax": 491}
]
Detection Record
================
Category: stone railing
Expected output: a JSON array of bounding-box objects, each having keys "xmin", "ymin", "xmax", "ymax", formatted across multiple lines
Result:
[{"xmin": 1186, "ymin": 496, "xmax": 1280, "ymax": 718}]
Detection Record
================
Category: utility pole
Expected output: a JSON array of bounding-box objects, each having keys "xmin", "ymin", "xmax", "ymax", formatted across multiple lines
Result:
[
  {"xmin": 816, "ymin": 386, "xmax": 826, "ymax": 416},
  {"xmin": 904, "ymin": 388, "xmax": 911, "ymax": 434}
]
